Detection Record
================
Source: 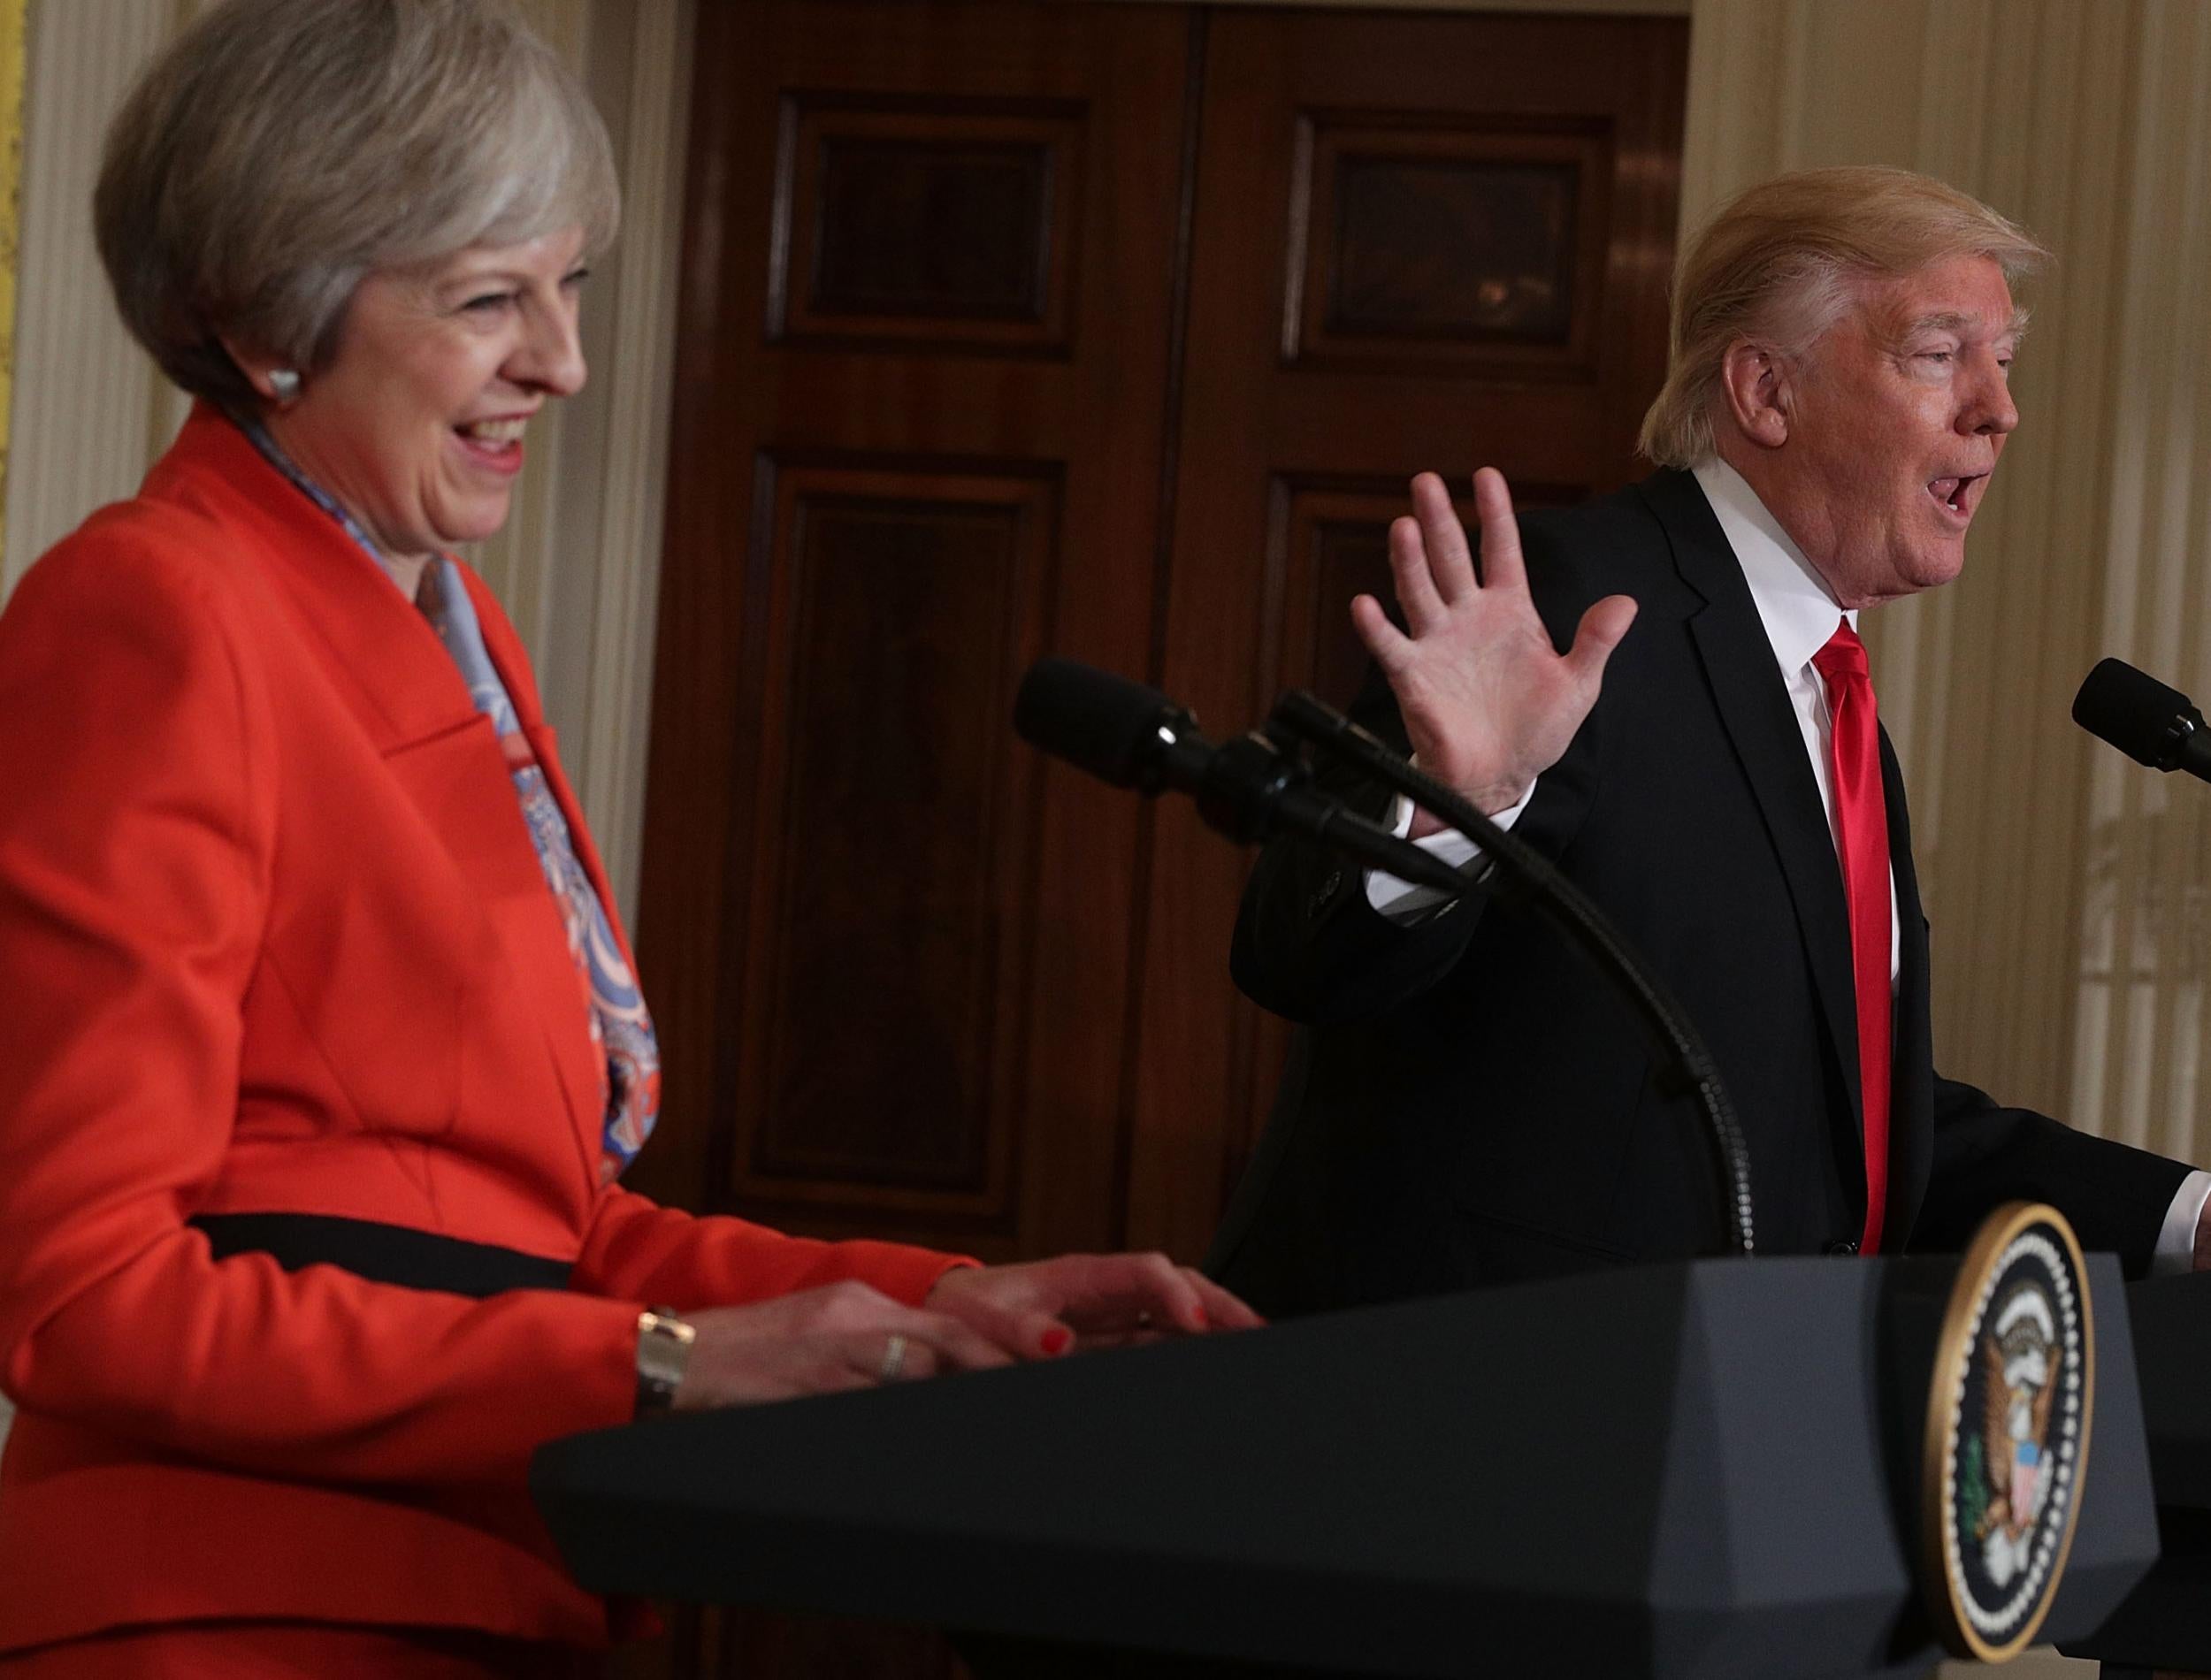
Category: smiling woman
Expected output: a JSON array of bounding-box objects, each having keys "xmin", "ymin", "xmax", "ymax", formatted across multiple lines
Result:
[
  {"xmin": 224, "ymin": 229, "xmax": 593, "ymax": 598},
  {"xmin": 0, "ymin": 2, "xmax": 1256, "ymax": 1675}
]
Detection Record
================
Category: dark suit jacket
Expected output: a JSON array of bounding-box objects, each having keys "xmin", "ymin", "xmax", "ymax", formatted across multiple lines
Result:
[{"xmin": 1208, "ymin": 469, "xmax": 2190, "ymax": 1316}]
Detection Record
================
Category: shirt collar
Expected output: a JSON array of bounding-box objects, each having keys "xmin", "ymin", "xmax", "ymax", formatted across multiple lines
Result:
[{"xmin": 1689, "ymin": 455, "xmax": 1855, "ymax": 675}]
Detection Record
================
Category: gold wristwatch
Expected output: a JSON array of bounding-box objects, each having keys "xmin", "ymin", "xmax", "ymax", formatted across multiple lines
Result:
[{"xmin": 634, "ymin": 1307, "xmax": 696, "ymax": 1417}]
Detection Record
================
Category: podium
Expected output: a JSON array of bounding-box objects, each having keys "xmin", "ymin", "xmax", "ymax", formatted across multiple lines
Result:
[
  {"xmin": 2061, "ymin": 1273, "xmax": 2211, "ymax": 1677},
  {"xmin": 532, "ymin": 1255, "xmax": 2157, "ymax": 1678}
]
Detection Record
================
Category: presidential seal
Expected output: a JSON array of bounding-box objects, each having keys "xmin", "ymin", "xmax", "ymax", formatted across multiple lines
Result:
[{"xmin": 1922, "ymin": 1203, "xmax": 2093, "ymax": 1662}]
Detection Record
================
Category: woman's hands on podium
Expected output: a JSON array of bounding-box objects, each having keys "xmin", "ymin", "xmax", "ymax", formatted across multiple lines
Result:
[
  {"xmin": 668, "ymin": 1256, "xmax": 1261, "ymax": 1410},
  {"xmin": 927, "ymin": 1251, "xmax": 1263, "ymax": 1354},
  {"xmin": 669, "ymin": 1283, "xmax": 1014, "ymax": 1409}
]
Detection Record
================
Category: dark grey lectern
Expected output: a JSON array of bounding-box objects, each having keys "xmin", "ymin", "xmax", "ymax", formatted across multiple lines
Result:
[
  {"xmin": 2061, "ymin": 1272, "xmax": 2211, "ymax": 1678},
  {"xmin": 532, "ymin": 1256, "xmax": 2156, "ymax": 1680}
]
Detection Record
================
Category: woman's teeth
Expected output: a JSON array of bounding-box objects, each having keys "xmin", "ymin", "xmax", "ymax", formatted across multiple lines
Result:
[{"xmin": 459, "ymin": 418, "xmax": 526, "ymax": 444}]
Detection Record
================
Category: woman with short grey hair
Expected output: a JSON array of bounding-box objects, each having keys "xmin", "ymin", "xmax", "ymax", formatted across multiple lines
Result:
[
  {"xmin": 0, "ymin": 3, "xmax": 1255, "ymax": 1674},
  {"xmin": 96, "ymin": 0, "xmax": 622, "ymax": 417}
]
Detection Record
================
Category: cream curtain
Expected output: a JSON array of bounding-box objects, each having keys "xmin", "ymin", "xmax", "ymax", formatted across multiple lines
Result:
[{"xmin": 1683, "ymin": 22, "xmax": 2197, "ymax": 1664}]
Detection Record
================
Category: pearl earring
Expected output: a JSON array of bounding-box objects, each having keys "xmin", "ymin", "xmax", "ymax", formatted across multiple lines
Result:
[{"xmin": 267, "ymin": 368, "xmax": 301, "ymax": 403}]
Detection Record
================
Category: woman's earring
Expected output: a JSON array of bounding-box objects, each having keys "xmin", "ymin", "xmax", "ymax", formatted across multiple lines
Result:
[{"xmin": 267, "ymin": 368, "xmax": 302, "ymax": 404}]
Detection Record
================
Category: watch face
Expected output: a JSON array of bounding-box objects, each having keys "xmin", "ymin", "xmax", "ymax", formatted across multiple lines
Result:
[
  {"xmin": 1923, "ymin": 1203, "xmax": 2092, "ymax": 1662},
  {"xmin": 637, "ymin": 1311, "xmax": 694, "ymax": 1401}
]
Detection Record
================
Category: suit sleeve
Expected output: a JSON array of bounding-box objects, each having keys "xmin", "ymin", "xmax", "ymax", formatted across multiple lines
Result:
[
  {"xmin": 0, "ymin": 535, "xmax": 645, "ymax": 1486},
  {"xmin": 1231, "ymin": 663, "xmax": 1492, "ymax": 1023},
  {"xmin": 1230, "ymin": 515, "xmax": 1610, "ymax": 1025},
  {"xmin": 574, "ymin": 1186, "xmax": 970, "ymax": 1309},
  {"xmin": 1916, "ymin": 1073, "xmax": 2191, "ymax": 1275}
]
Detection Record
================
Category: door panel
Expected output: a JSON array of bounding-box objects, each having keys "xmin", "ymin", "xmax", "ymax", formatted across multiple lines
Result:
[
  {"xmin": 633, "ymin": 4, "xmax": 1194, "ymax": 1276},
  {"xmin": 731, "ymin": 461, "xmax": 1058, "ymax": 1219},
  {"xmin": 630, "ymin": 6, "xmax": 1687, "ymax": 1676},
  {"xmin": 1127, "ymin": 9, "xmax": 1687, "ymax": 1257},
  {"xmin": 633, "ymin": 11, "xmax": 1194, "ymax": 1671}
]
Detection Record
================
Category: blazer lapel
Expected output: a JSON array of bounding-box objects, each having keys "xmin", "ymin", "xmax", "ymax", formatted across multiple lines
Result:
[
  {"xmin": 152, "ymin": 408, "xmax": 486, "ymax": 752},
  {"xmin": 464, "ymin": 573, "xmax": 622, "ymax": 1180},
  {"xmin": 1640, "ymin": 470, "xmax": 1866, "ymax": 1133},
  {"xmin": 154, "ymin": 409, "xmax": 607, "ymax": 1185}
]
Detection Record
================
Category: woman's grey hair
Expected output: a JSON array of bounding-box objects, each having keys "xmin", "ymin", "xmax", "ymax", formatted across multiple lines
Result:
[
  {"xmin": 1638, "ymin": 166, "xmax": 2047, "ymax": 469},
  {"xmin": 96, "ymin": 0, "xmax": 619, "ymax": 411}
]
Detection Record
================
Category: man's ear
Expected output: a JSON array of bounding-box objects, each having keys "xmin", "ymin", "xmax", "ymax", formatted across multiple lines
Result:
[{"xmin": 1718, "ymin": 338, "xmax": 1792, "ymax": 450}]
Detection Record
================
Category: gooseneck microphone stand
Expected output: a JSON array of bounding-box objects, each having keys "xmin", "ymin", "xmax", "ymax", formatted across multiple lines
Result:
[{"xmin": 1269, "ymin": 689, "xmax": 1757, "ymax": 1259}]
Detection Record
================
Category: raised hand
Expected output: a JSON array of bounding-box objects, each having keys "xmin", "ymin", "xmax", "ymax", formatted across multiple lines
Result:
[{"xmin": 1353, "ymin": 469, "xmax": 1635, "ymax": 837}]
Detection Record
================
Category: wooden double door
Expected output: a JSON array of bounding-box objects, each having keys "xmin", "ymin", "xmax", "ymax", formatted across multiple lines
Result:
[{"xmin": 629, "ymin": 3, "xmax": 1684, "ymax": 1668}]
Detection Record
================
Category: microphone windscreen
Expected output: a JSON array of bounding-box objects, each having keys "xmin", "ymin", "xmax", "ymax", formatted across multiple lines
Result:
[
  {"xmin": 2074, "ymin": 658, "xmax": 2196, "ymax": 767},
  {"xmin": 1013, "ymin": 658, "xmax": 1180, "ymax": 789}
]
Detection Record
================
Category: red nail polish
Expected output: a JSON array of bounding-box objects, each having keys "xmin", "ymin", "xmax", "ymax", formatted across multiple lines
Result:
[{"xmin": 1043, "ymin": 1326, "xmax": 1073, "ymax": 1356}]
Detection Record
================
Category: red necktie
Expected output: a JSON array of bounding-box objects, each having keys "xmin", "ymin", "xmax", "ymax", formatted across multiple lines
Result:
[{"xmin": 1812, "ymin": 620, "xmax": 1891, "ymax": 1254}]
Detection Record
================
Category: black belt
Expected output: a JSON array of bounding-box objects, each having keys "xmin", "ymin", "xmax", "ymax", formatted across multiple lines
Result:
[{"xmin": 190, "ymin": 1211, "xmax": 574, "ymax": 1297}]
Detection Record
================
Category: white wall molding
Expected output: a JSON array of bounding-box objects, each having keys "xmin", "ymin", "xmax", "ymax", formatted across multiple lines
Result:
[
  {"xmin": 1, "ymin": 0, "xmax": 172, "ymax": 592},
  {"xmin": 566, "ymin": 0, "xmax": 692, "ymax": 925}
]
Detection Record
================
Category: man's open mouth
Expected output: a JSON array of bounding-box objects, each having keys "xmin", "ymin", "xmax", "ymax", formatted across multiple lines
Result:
[{"xmin": 1928, "ymin": 472, "xmax": 1989, "ymax": 516}]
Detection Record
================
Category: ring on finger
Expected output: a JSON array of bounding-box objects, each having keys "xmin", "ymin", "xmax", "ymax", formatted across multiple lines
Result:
[{"xmin": 878, "ymin": 1333, "xmax": 908, "ymax": 1383}]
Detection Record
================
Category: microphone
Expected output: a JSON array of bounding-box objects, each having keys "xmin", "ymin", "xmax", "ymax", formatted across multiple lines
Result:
[
  {"xmin": 2073, "ymin": 659, "xmax": 2211, "ymax": 782},
  {"xmin": 1012, "ymin": 658, "xmax": 1470, "ymax": 897}
]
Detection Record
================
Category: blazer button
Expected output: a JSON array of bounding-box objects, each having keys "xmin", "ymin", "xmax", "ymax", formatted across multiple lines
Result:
[{"xmin": 1824, "ymin": 1239, "xmax": 1860, "ymax": 1256}]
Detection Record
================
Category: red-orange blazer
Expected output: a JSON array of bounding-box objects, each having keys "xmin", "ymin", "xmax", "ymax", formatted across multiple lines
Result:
[{"xmin": 0, "ymin": 407, "xmax": 960, "ymax": 1653}]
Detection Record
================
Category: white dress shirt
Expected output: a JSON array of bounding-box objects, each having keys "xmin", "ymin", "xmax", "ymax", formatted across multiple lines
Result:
[{"xmin": 1362, "ymin": 457, "xmax": 2208, "ymax": 1269}]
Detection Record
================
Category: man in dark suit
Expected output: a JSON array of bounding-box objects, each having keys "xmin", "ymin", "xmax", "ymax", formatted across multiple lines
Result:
[{"xmin": 1209, "ymin": 165, "xmax": 2207, "ymax": 1317}]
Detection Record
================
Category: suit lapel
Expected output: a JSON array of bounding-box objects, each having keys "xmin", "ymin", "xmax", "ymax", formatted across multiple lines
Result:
[
  {"xmin": 1640, "ymin": 470, "xmax": 1866, "ymax": 1132},
  {"xmin": 1879, "ymin": 726, "xmax": 1935, "ymax": 1231}
]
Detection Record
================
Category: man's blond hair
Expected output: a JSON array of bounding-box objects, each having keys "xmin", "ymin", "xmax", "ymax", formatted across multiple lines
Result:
[{"xmin": 1638, "ymin": 166, "xmax": 2048, "ymax": 469}]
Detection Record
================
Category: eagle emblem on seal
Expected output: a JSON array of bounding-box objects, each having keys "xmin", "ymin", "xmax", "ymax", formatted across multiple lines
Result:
[{"xmin": 1963, "ymin": 1281, "xmax": 2059, "ymax": 1588}]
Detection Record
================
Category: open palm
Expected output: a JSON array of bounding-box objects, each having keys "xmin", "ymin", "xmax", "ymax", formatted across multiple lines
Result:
[{"xmin": 1353, "ymin": 469, "xmax": 1635, "ymax": 836}]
